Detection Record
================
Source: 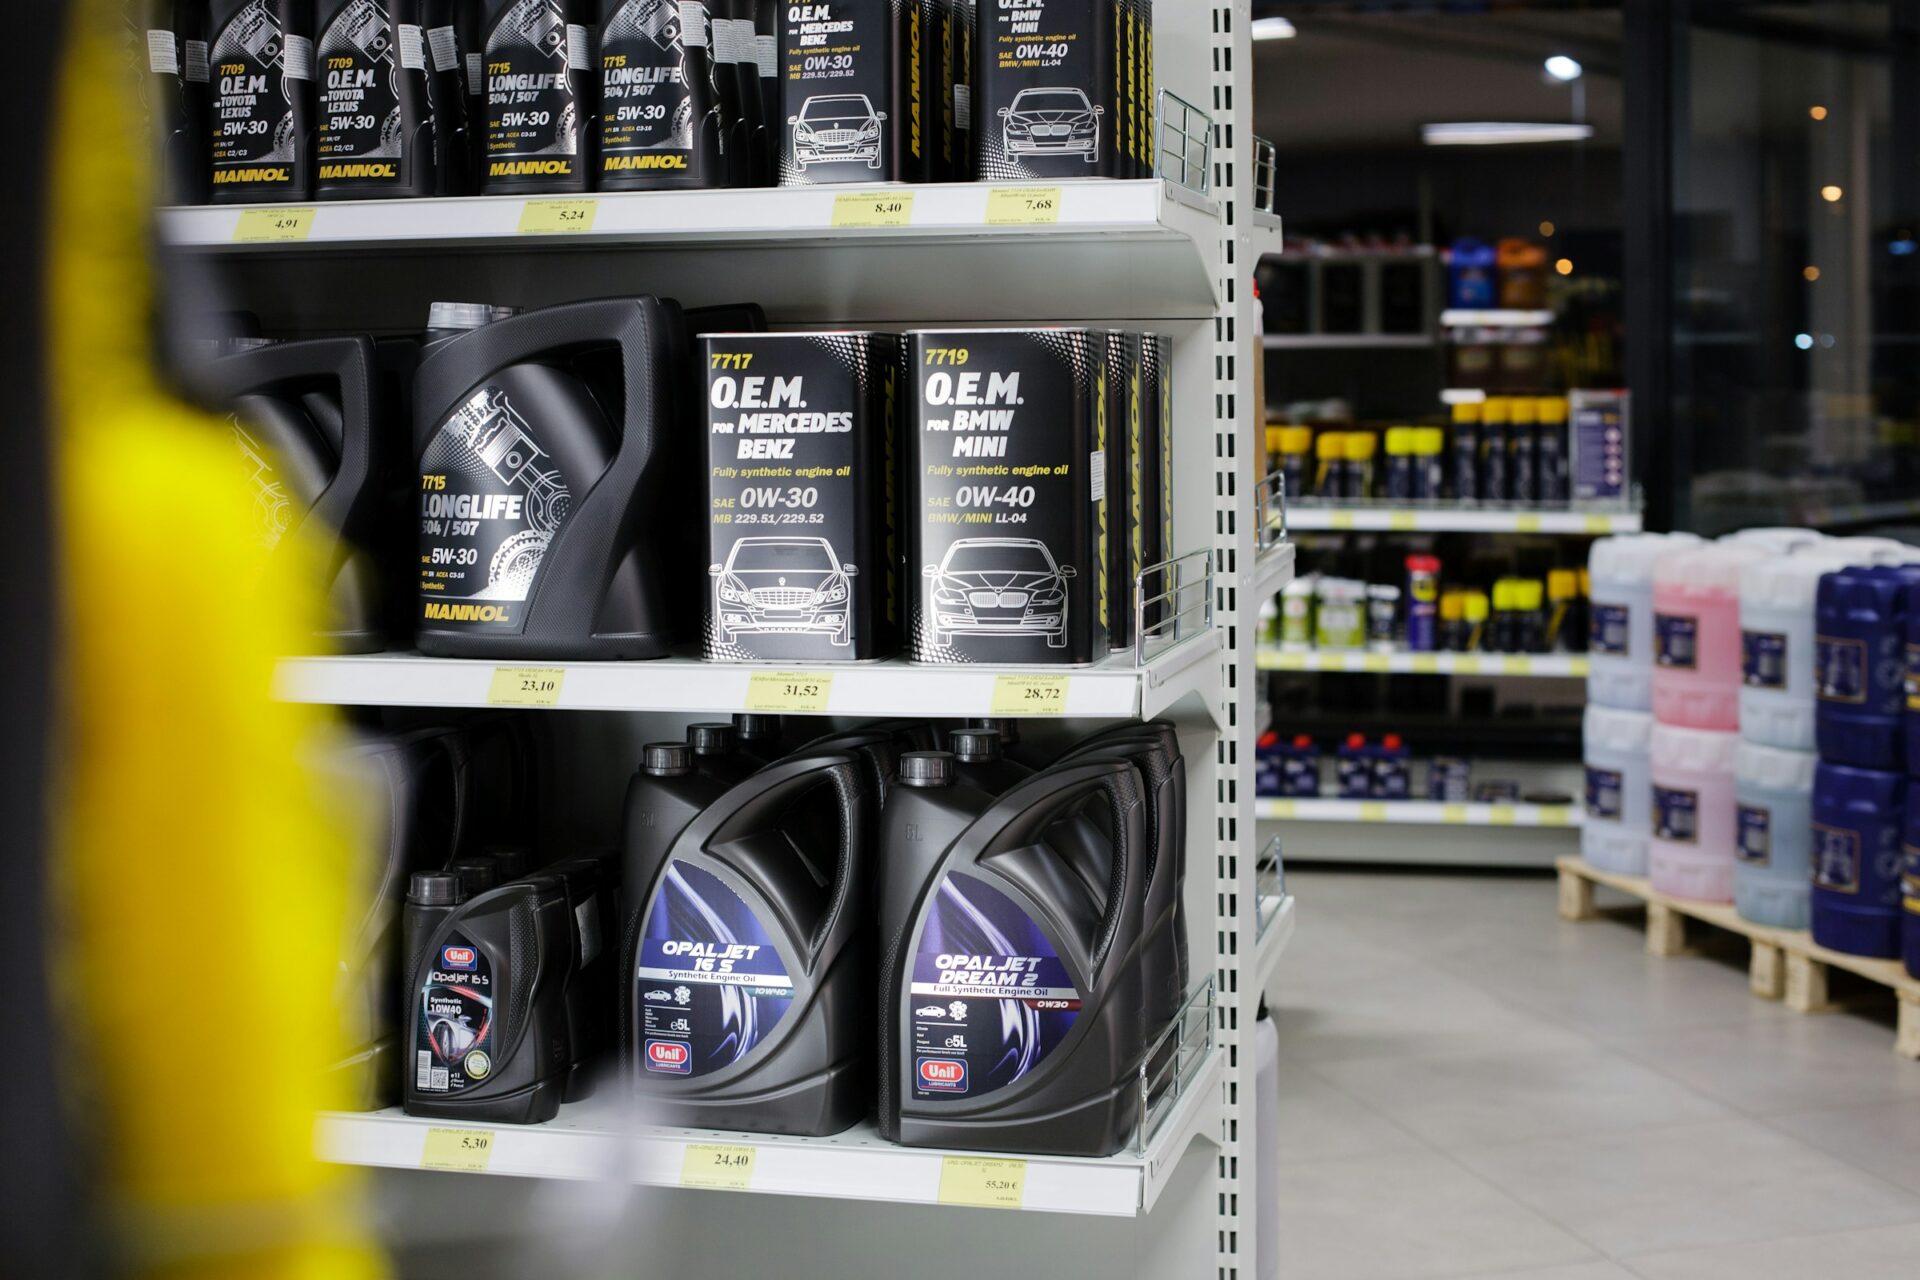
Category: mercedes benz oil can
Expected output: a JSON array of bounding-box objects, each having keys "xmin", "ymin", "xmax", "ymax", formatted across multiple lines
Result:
[{"xmin": 779, "ymin": 0, "xmax": 938, "ymax": 185}]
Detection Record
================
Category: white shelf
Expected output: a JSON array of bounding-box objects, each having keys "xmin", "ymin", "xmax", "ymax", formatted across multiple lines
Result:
[
  {"xmin": 1247, "ymin": 540, "xmax": 1297, "ymax": 601},
  {"xmin": 272, "ymin": 636, "xmax": 1222, "ymax": 725},
  {"xmin": 1255, "ymin": 797, "xmax": 1583, "ymax": 828},
  {"xmin": 156, "ymin": 180, "xmax": 1226, "ymax": 322},
  {"xmin": 1262, "ymin": 333, "xmax": 1435, "ymax": 350},
  {"xmin": 1440, "ymin": 309, "xmax": 1555, "ymax": 328},
  {"xmin": 1288, "ymin": 505, "xmax": 1641, "ymax": 534},
  {"xmin": 1256, "ymin": 648, "xmax": 1588, "ymax": 677},
  {"xmin": 1253, "ymin": 894, "xmax": 1297, "ymax": 992},
  {"xmin": 1249, "ymin": 210, "xmax": 1286, "ymax": 259},
  {"xmin": 316, "ymin": 1050, "xmax": 1222, "ymax": 1217},
  {"xmin": 1788, "ymin": 496, "xmax": 1920, "ymax": 527}
]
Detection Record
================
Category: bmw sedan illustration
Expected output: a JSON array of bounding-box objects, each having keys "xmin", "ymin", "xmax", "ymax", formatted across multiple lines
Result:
[
  {"xmin": 712, "ymin": 537, "xmax": 858, "ymax": 646},
  {"xmin": 998, "ymin": 87, "xmax": 1104, "ymax": 162},
  {"xmin": 789, "ymin": 94, "xmax": 888, "ymax": 169},
  {"xmin": 923, "ymin": 538, "xmax": 1076, "ymax": 649}
]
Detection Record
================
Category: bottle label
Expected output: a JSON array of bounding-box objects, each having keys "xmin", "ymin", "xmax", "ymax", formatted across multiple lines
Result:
[
  {"xmin": 1653, "ymin": 784, "xmax": 1698, "ymax": 843},
  {"xmin": 1653, "ymin": 612, "xmax": 1698, "ymax": 670},
  {"xmin": 1742, "ymin": 629, "xmax": 1787, "ymax": 690},
  {"xmin": 635, "ymin": 862, "xmax": 794, "ymax": 1078},
  {"xmin": 428, "ymin": 24, "xmax": 460, "ymax": 72},
  {"xmin": 599, "ymin": 0, "xmax": 713, "ymax": 177},
  {"xmin": 228, "ymin": 419, "xmax": 293, "ymax": 550},
  {"xmin": 418, "ymin": 386, "xmax": 575, "ymax": 632},
  {"xmin": 1814, "ymin": 635, "xmax": 1868, "ymax": 705},
  {"xmin": 1908, "ymin": 643, "xmax": 1920, "ymax": 712},
  {"xmin": 1813, "ymin": 823, "xmax": 1862, "ymax": 893},
  {"xmin": 1737, "ymin": 803, "xmax": 1771, "ymax": 865},
  {"xmin": 1585, "ymin": 766, "xmax": 1623, "ymax": 821},
  {"xmin": 317, "ymin": 1, "xmax": 408, "ymax": 184},
  {"xmin": 210, "ymin": 0, "xmax": 305, "ymax": 190},
  {"xmin": 1903, "ymin": 842, "xmax": 1920, "ymax": 911},
  {"xmin": 1590, "ymin": 602, "xmax": 1629, "ymax": 656},
  {"xmin": 1282, "ymin": 756, "xmax": 1319, "ymax": 797},
  {"xmin": 1371, "ymin": 761, "xmax": 1410, "ymax": 800},
  {"xmin": 485, "ymin": 0, "xmax": 584, "ymax": 178},
  {"xmin": 909, "ymin": 873, "xmax": 1081, "ymax": 1102},
  {"xmin": 415, "ymin": 930, "xmax": 496, "ymax": 1096},
  {"xmin": 147, "ymin": 28, "xmax": 180, "ymax": 75},
  {"xmin": 184, "ymin": 38, "xmax": 211, "ymax": 82}
]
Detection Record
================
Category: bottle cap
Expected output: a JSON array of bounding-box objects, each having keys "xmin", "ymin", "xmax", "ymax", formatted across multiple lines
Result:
[
  {"xmin": 427, "ymin": 301, "xmax": 509, "ymax": 332},
  {"xmin": 1577, "ymin": 567, "xmax": 1590, "ymax": 596},
  {"xmin": 1266, "ymin": 425, "xmax": 1284, "ymax": 455},
  {"xmin": 448, "ymin": 859, "xmax": 498, "ymax": 896},
  {"xmin": 1293, "ymin": 734, "xmax": 1314, "ymax": 750},
  {"xmin": 1383, "ymin": 734, "xmax": 1404, "ymax": 751},
  {"xmin": 967, "ymin": 717, "xmax": 1021, "ymax": 747},
  {"xmin": 643, "ymin": 742, "xmax": 694, "ymax": 776},
  {"xmin": 1450, "ymin": 401, "xmax": 1482, "ymax": 425},
  {"xmin": 1257, "ymin": 730, "xmax": 1278, "ymax": 750},
  {"xmin": 482, "ymin": 845, "xmax": 531, "ymax": 881},
  {"xmin": 949, "ymin": 728, "xmax": 1002, "ymax": 762},
  {"xmin": 1439, "ymin": 590, "xmax": 1464, "ymax": 621},
  {"xmin": 1481, "ymin": 397, "xmax": 1512, "ymax": 425},
  {"xmin": 1464, "ymin": 591, "xmax": 1490, "ymax": 622},
  {"xmin": 1510, "ymin": 397, "xmax": 1539, "ymax": 425},
  {"xmin": 1345, "ymin": 733, "xmax": 1366, "ymax": 750},
  {"xmin": 689, "ymin": 723, "xmax": 737, "ymax": 755},
  {"xmin": 898, "ymin": 752, "xmax": 956, "ymax": 788},
  {"xmin": 1490, "ymin": 580, "xmax": 1512, "ymax": 611},
  {"xmin": 1514, "ymin": 580, "xmax": 1545, "ymax": 611},
  {"xmin": 1405, "ymin": 554, "xmax": 1441, "ymax": 576},
  {"xmin": 1315, "ymin": 432, "xmax": 1345, "ymax": 459},
  {"xmin": 733, "ymin": 713, "xmax": 781, "ymax": 742},
  {"xmin": 1535, "ymin": 396, "xmax": 1568, "ymax": 423},
  {"xmin": 1280, "ymin": 425, "xmax": 1314, "ymax": 453},
  {"xmin": 1344, "ymin": 432, "xmax": 1377, "ymax": 461},
  {"xmin": 1548, "ymin": 568, "xmax": 1578, "ymax": 600},
  {"xmin": 408, "ymin": 871, "xmax": 462, "ymax": 907},
  {"xmin": 1418, "ymin": 426, "xmax": 1447, "ymax": 455},
  {"xmin": 1384, "ymin": 426, "xmax": 1413, "ymax": 456}
]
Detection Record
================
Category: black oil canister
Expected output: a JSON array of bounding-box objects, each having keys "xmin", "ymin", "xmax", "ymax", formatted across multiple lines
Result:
[
  {"xmin": 209, "ymin": 0, "xmax": 315, "ymax": 202},
  {"xmin": 597, "ymin": 0, "xmax": 727, "ymax": 189},
  {"xmin": 779, "ymin": 0, "xmax": 938, "ymax": 185},
  {"xmin": 480, "ymin": 0, "xmax": 591, "ymax": 192},
  {"xmin": 139, "ymin": 1, "xmax": 212, "ymax": 204},
  {"xmin": 315, "ymin": 0, "xmax": 438, "ymax": 197},
  {"xmin": 975, "ymin": 0, "xmax": 1121, "ymax": 180}
]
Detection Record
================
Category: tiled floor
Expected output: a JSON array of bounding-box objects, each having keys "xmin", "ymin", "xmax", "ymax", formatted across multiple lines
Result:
[{"xmin": 1269, "ymin": 868, "xmax": 1920, "ymax": 1280}]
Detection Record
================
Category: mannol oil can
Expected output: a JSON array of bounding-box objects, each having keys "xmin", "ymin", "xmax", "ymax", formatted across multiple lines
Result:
[
  {"xmin": 1138, "ymin": 331, "xmax": 1172, "ymax": 631},
  {"xmin": 480, "ymin": 0, "xmax": 592, "ymax": 193},
  {"xmin": 701, "ymin": 332, "xmax": 901, "ymax": 662},
  {"xmin": 315, "ymin": 0, "xmax": 438, "ymax": 197},
  {"xmin": 908, "ymin": 329, "xmax": 1109, "ymax": 665},
  {"xmin": 596, "ymin": 0, "xmax": 727, "ymax": 189},
  {"xmin": 1100, "ymin": 330, "xmax": 1136, "ymax": 651},
  {"xmin": 779, "ymin": 0, "xmax": 940, "ymax": 185},
  {"xmin": 208, "ymin": 0, "xmax": 316, "ymax": 202},
  {"xmin": 975, "ymin": 0, "xmax": 1123, "ymax": 180}
]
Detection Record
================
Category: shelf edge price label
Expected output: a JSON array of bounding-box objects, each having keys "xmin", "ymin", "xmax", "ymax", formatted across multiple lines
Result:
[
  {"xmin": 1441, "ymin": 804, "xmax": 1469, "ymax": 824},
  {"xmin": 1500, "ymin": 656, "xmax": 1532, "ymax": 676},
  {"xmin": 487, "ymin": 666, "xmax": 566, "ymax": 707},
  {"xmin": 937, "ymin": 1155, "xmax": 1026, "ymax": 1210},
  {"xmin": 1488, "ymin": 805, "xmax": 1517, "ymax": 826},
  {"xmin": 1268, "ymin": 651, "xmax": 1307, "ymax": 671},
  {"xmin": 1266, "ymin": 799, "xmax": 1298, "ymax": 819},
  {"xmin": 1453, "ymin": 656, "xmax": 1483, "ymax": 675},
  {"xmin": 1358, "ymin": 802, "xmax": 1388, "ymax": 822},
  {"xmin": 1568, "ymin": 659, "xmax": 1590, "ymax": 677},
  {"xmin": 518, "ymin": 198, "xmax": 598, "ymax": 234},
  {"xmin": 1410, "ymin": 655, "xmax": 1440, "ymax": 674},
  {"xmin": 1583, "ymin": 514, "xmax": 1613, "ymax": 533},
  {"xmin": 1388, "ymin": 512, "xmax": 1418, "ymax": 531},
  {"xmin": 1514, "ymin": 514, "xmax": 1543, "ymax": 533},
  {"xmin": 1361, "ymin": 654, "xmax": 1391, "ymax": 673},
  {"xmin": 1537, "ymin": 805, "xmax": 1572, "ymax": 827},
  {"xmin": 744, "ymin": 670, "xmax": 833, "ymax": 713},
  {"xmin": 421, "ymin": 1127, "xmax": 494, "ymax": 1172},
  {"xmin": 985, "ymin": 185, "xmax": 1062, "ymax": 225},
  {"xmin": 1329, "ymin": 511, "xmax": 1357, "ymax": 530},
  {"xmin": 990, "ymin": 674, "xmax": 1069, "ymax": 717},
  {"xmin": 681, "ymin": 1143, "xmax": 757, "ymax": 1191},
  {"xmin": 832, "ymin": 190, "xmax": 915, "ymax": 229},
  {"xmin": 232, "ymin": 206, "xmax": 315, "ymax": 243}
]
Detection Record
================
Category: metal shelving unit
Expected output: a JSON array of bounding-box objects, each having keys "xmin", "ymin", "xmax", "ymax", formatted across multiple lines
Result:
[
  {"xmin": 1256, "ymin": 648, "xmax": 1588, "ymax": 678},
  {"xmin": 1256, "ymin": 798, "xmax": 1581, "ymax": 827},
  {"xmin": 1289, "ymin": 505, "xmax": 1642, "ymax": 533}
]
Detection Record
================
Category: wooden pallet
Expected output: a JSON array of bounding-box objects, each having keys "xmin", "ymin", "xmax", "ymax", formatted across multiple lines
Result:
[{"xmin": 1556, "ymin": 855, "xmax": 1920, "ymax": 1059}]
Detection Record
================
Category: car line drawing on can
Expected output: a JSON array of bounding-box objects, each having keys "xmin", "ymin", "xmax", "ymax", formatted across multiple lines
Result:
[
  {"xmin": 712, "ymin": 536, "xmax": 860, "ymax": 647},
  {"xmin": 923, "ymin": 537, "xmax": 1076, "ymax": 650},
  {"xmin": 789, "ymin": 93, "xmax": 889, "ymax": 170},
  {"xmin": 998, "ymin": 87, "xmax": 1103, "ymax": 163}
]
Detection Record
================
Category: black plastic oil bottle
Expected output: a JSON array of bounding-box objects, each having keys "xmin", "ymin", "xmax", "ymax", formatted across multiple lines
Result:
[
  {"xmin": 139, "ymin": 1, "xmax": 212, "ymax": 204},
  {"xmin": 793, "ymin": 725, "xmax": 906, "ymax": 808},
  {"xmin": 621, "ymin": 746, "xmax": 871, "ymax": 1134},
  {"xmin": 402, "ymin": 870, "xmax": 575, "ymax": 1123},
  {"xmin": 418, "ymin": 0, "xmax": 475, "ymax": 194},
  {"xmin": 712, "ymin": 0, "xmax": 770, "ymax": 185},
  {"xmin": 480, "ymin": 0, "xmax": 591, "ymax": 192},
  {"xmin": 597, "ymin": 0, "xmax": 726, "ymax": 189},
  {"xmin": 878, "ymin": 753, "xmax": 1147, "ymax": 1156},
  {"xmin": 209, "ymin": 0, "xmax": 316, "ymax": 202},
  {"xmin": 451, "ymin": 0, "xmax": 489, "ymax": 181},
  {"xmin": 949, "ymin": 726, "xmax": 1031, "ymax": 794},
  {"xmin": 542, "ymin": 851, "xmax": 616, "ymax": 1100},
  {"xmin": 315, "ymin": 0, "xmax": 439, "ymax": 198},
  {"xmin": 752, "ymin": 0, "xmax": 781, "ymax": 181},
  {"xmin": 685, "ymin": 721, "xmax": 755, "ymax": 783},
  {"xmin": 207, "ymin": 336, "xmax": 387, "ymax": 653},
  {"xmin": 414, "ymin": 297, "xmax": 674, "ymax": 659}
]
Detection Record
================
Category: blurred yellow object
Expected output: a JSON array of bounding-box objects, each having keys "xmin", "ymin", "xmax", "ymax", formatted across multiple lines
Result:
[{"xmin": 49, "ymin": 5, "xmax": 384, "ymax": 1278}]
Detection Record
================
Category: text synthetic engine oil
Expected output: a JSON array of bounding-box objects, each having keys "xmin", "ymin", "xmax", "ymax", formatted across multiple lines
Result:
[
  {"xmin": 975, "ymin": 0, "xmax": 1122, "ymax": 180},
  {"xmin": 703, "ymin": 331, "xmax": 900, "ymax": 662},
  {"xmin": 139, "ymin": 1, "xmax": 212, "ymax": 204},
  {"xmin": 413, "ymin": 297, "xmax": 674, "ymax": 659},
  {"xmin": 480, "ymin": 0, "xmax": 592, "ymax": 192},
  {"xmin": 597, "ymin": 0, "xmax": 727, "ymax": 189},
  {"xmin": 908, "ymin": 329, "xmax": 1109, "ymax": 665},
  {"xmin": 621, "ymin": 745, "xmax": 871, "ymax": 1134},
  {"xmin": 1138, "ymin": 331, "xmax": 1172, "ymax": 628},
  {"xmin": 315, "ymin": 0, "xmax": 438, "ymax": 197},
  {"xmin": 209, "ymin": 0, "xmax": 316, "ymax": 202},
  {"xmin": 878, "ymin": 752, "xmax": 1148, "ymax": 1156},
  {"xmin": 779, "ymin": 0, "xmax": 940, "ymax": 185}
]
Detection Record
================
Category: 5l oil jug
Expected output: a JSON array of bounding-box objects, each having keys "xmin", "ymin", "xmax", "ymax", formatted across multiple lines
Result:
[
  {"xmin": 315, "ymin": 0, "xmax": 439, "ymax": 198},
  {"xmin": 480, "ymin": 0, "xmax": 592, "ymax": 192},
  {"xmin": 209, "ymin": 0, "xmax": 315, "ymax": 202},
  {"xmin": 622, "ymin": 746, "xmax": 871, "ymax": 1135},
  {"xmin": 413, "ymin": 297, "xmax": 674, "ymax": 659},
  {"xmin": 139, "ymin": 0, "xmax": 212, "ymax": 204},
  {"xmin": 596, "ymin": 0, "xmax": 728, "ymax": 189},
  {"xmin": 878, "ymin": 753, "xmax": 1148, "ymax": 1157}
]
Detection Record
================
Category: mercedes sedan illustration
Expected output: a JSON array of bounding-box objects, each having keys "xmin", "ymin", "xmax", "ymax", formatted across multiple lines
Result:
[
  {"xmin": 712, "ymin": 537, "xmax": 858, "ymax": 646},
  {"xmin": 923, "ymin": 538, "xmax": 1075, "ymax": 648},
  {"xmin": 998, "ymin": 87, "xmax": 1104, "ymax": 162},
  {"xmin": 789, "ymin": 94, "xmax": 888, "ymax": 169}
]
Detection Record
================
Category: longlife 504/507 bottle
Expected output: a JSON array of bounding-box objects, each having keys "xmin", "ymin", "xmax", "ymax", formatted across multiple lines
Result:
[
  {"xmin": 596, "ymin": 0, "xmax": 728, "ymax": 189},
  {"xmin": 480, "ymin": 0, "xmax": 592, "ymax": 193}
]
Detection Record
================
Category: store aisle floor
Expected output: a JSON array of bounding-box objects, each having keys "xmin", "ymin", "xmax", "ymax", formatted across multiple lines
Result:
[{"xmin": 1270, "ymin": 868, "xmax": 1920, "ymax": 1280}]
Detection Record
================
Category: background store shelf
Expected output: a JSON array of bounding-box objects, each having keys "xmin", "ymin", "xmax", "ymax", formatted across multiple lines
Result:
[
  {"xmin": 1249, "ymin": 540, "xmax": 1298, "ymax": 600},
  {"xmin": 317, "ymin": 1050, "xmax": 1222, "ymax": 1217},
  {"xmin": 1255, "ymin": 797, "xmax": 1583, "ymax": 827},
  {"xmin": 1257, "ymin": 648, "xmax": 1588, "ymax": 677},
  {"xmin": 1288, "ymin": 505, "xmax": 1642, "ymax": 534},
  {"xmin": 272, "ymin": 638, "xmax": 1223, "ymax": 724},
  {"xmin": 1439, "ymin": 309, "xmax": 1556, "ymax": 327},
  {"xmin": 1262, "ymin": 333, "xmax": 1435, "ymax": 349},
  {"xmin": 1254, "ymin": 893, "xmax": 1298, "ymax": 992}
]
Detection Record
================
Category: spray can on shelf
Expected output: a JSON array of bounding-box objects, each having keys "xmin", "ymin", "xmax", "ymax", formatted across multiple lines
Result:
[{"xmin": 1405, "ymin": 555, "xmax": 1440, "ymax": 652}]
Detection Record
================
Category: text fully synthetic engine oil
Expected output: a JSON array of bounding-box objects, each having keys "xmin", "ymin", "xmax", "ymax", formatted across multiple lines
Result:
[
  {"xmin": 1100, "ymin": 331, "xmax": 1137, "ymax": 651},
  {"xmin": 138, "ymin": 1, "xmax": 212, "ymax": 204},
  {"xmin": 908, "ymin": 329, "xmax": 1109, "ymax": 665},
  {"xmin": 597, "ymin": 0, "xmax": 727, "ymax": 189},
  {"xmin": 878, "ymin": 752, "xmax": 1147, "ymax": 1156},
  {"xmin": 209, "ymin": 0, "xmax": 316, "ymax": 202},
  {"xmin": 205, "ymin": 336, "xmax": 388, "ymax": 652},
  {"xmin": 975, "ymin": 0, "xmax": 1122, "ymax": 180},
  {"xmin": 413, "ymin": 297, "xmax": 674, "ymax": 659},
  {"xmin": 314, "ymin": 0, "xmax": 438, "ymax": 197},
  {"xmin": 480, "ymin": 0, "xmax": 592, "ymax": 193},
  {"xmin": 621, "ymin": 745, "xmax": 872, "ymax": 1134},
  {"xmin": 703, "ymin": 332, "xmax": 900, "ymax": 663},
  {"xmin": 403, "ymin": 870, "xmax": 575, "ymax": 1123},
  {"xmin": 1138, "ymin": 331, "xmax": 1172, "ymax": 629},
  {"xmin": 779, "ymin": 0, "xmax": 940, "ymax": 185}
]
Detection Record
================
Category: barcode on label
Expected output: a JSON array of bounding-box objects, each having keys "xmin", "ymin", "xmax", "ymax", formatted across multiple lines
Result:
[
  {"xmin": 1090, "ymin": 451, "xmax": 1107, "ymax": 502},
  {"xmin": 416, "ymin": 1050, "xmax": 432, "ymax": 1089},
  {"xmin": 954, "ymin": 84, "xmax": 971, "ymax": 123},
  {"xmin": 754, "ymin": 33, "xmax": 776, "ymax": 76},
  {"xmin": 146, "ymin": 29, "xmax": 178, "ymax": 75},
  {"xmin": 680, "ymin": 2, "xmax": 709, "ymax": 47},
  {"xmin": 466, "ymin": 52, "xmax": 482, "ymax": 84},
  {"xmin": 713, "ymin": 17, "xmax": 753, "ymax": 63},
  {"xmin": 183, "ymin": 38, "xmax": 209, "ymax": 81},
  {"xmin": 433, "ymin": 1067, "xmax": 449, "ymax": 1090},
  {"xmin": 427, "ymin": 25, "xmax": 459, "ymax": 72},
  {"xmin": 566, "ymin": 23, "xmax": 590, "ymax": 70},
  {"xmin": 282, "ymin": 34, "xmax": 314, "ymax": 79},
  {"xmin": 397, "ymin": 24, "xmax": 427, "ymax": 70}
]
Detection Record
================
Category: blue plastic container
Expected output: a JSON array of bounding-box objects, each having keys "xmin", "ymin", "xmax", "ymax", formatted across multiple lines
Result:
[
  {"xmin": 1336, "ymin": 735, "xmax": 1372, "ymax": 799},
  {"xmin": 1810, "ymin": 760, "xmax": 1906, "ymax": 958},
  {"xmin": 1816, "ymin": 566, "xmax": 1920, "ymax": 772},
  {"xmin": 1733, "ymin": 741, "xmax": 1817, "ymax": 929},
  {"xmin": 1904, "ymin": 783, "xmax": 1920, "ymax": 980},
  {"xmin": 1371, "ymin": 735, "xmax": 1411, "ymax": 800},
  {"xmin": 1447, "ymin": 238, "xmax": 1497, "ymax": 309},
  {"xmin": 1908, "ymin": 577, "xmax": 1920, "ymax": 780}
]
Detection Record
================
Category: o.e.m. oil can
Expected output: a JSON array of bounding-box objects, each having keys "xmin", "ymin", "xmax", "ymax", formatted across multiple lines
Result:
[
  {"xmin": 479, "ymin": 0, "xmax": 592, "ymax": 193},
  {"xmin": 779, "ymin": 0, "xmax": 942, "ymax": 185},
  {"xmin": 315, "ymin": 0, "xmax": 440, "ymax": 198},
  {"xmin": 974, "ymin": 0, "xmax": 1123, "ymax": 180},
  {"xmin": 209, "ymin": 0, "xmax": 316, "ymax": 202}
]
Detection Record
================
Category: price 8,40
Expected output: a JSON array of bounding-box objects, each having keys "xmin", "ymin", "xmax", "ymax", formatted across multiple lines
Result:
[{"xmin": 831, "ymin": 191, "xmax": 915, "ymax": 229}]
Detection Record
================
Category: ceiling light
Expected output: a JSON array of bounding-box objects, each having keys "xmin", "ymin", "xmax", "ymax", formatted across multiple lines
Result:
[
  {"xmin": 1252, "ymin": 17, "xmax": 1296, "ymax": 41},
  {"xmin": 1422, "ymin": 122, "xmax": 1595, "ymax": 146},
  {"xmin": 1544, "ymin": 56, "xmax": 1583, "ymax": 82},
  {"xmin": 1810, "ymin": 105, "xmax": 1828, "ymax": 120},
  {"xmin": 1822, "ymin": 185, "xmax": 1844, "ymax": 203},
  {"xmin": 1555, "ymin": 258, "xmax": 1574, "ymax": 276},
  {"xmin": 1539, "ymin": 221, "xmax": 1555, "ymax": 237},
  {"xmin": 1795, "ymin": 333, "xmax": 1814, "ymax": 350},
  {"xmin": 1803, "ymin": 265, "xmax": 1820, "ymax": 282}
]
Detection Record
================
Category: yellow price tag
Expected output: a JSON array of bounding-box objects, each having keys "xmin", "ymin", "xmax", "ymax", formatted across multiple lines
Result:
[
  {"xmin": 1583, "ymin": 514, "xmax": 1613, "ymax": 533},
  {"xmin": 232, "ymin": 206, "xmax": 315, "ymax": 242},
  {"xmin": 1453, "ymin": 656, "xmax": 1483, "ymax": 674},
  {"xmin": 832, "ymin": 190, "xmax": 915, "ymax": 228},
  {"xmin": 1268, "ymin": 651, "xmax": 1308, "ymax": 671},
  {"xmin": 681, "ymin": 1143, "xmax": 757, "ymax": 1191},
  {"xmin": 1537, "ymin": 806, "xmax": 1572, "ymax": 827},
  {"xmin": 938, "ymin": 1156, "xmax": 1026, "ymax": 1209},
  {"xmin": 1500, "ymin": 656, "xmax": 1532, "ymax": 676},
  {"xmin": 1410, "ymin": 655, "xmax": 1440, "ymax": 674},
  {"xmin": 744, "ymin": 670, "xmax": 833, "ymax": 713},
  {"xmin": 1514, "ymin": 514, "xmax": 1543, "ymax": 533},
  {"xmin": 421, "ymin": 1127, "xmax": 494, "ymax": 1172},
  {"xmin": 991, "ymin": 674, "xmax": 1068, "ymax": 716},
  {"xmin": 1488, "ymin": 805, "xmax": 1517, "ymax": 825},
  {"xmin": 1441, "ymin": 804, "xmax": 1468, "ymax": 824},
  {"xmin": 1329, "ymin": 511, "xmax": 1356, "ymax": 530},
  {"xmin": 1361, "ymin": 654, "xmax": 1391, "ymax": 673},
  {"xmin": 1266, "ymin": 799, "xmax": 1298, "ymax": 819},
  {"xmin": 487, "ymin": 667, "xmax": 566, "ymax": 707},
  {"xmin": 518, "ymin": 198, "xmax": 598, "ymax": 233},
  {"xmin": 1358, "ymin": 802, "xmax": 1388, "ymax": 822},
  {"xmin": 1388, "ymin": 511, "xmax": 1418, "ymax": 531},
  {"xmin": 985, "ymin": 186, "xmax": 1062, "ymax": 225}
]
